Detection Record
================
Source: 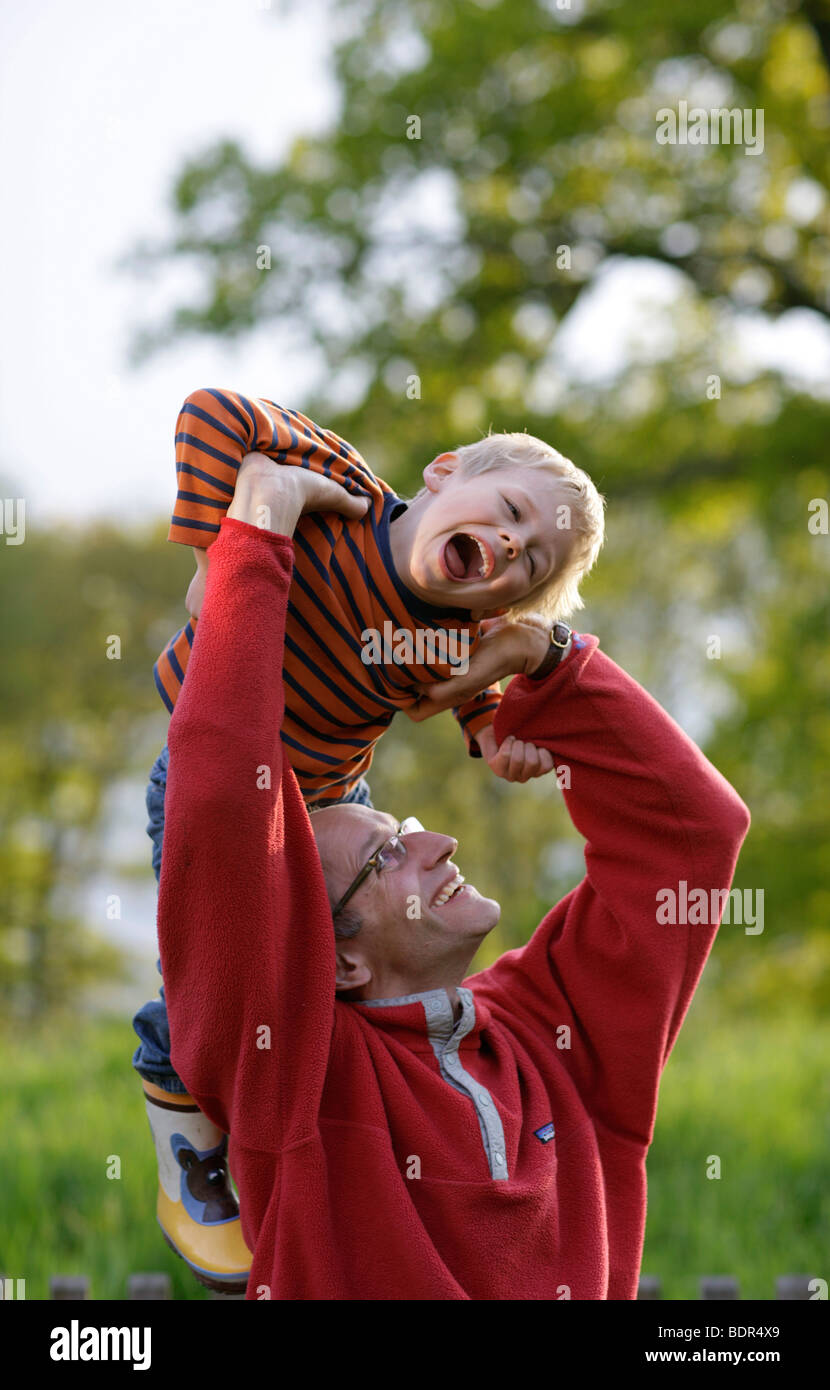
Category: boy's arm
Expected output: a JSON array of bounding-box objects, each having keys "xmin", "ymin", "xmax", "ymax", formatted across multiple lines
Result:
[
  {"xmin": 466, "ymin": 635, "xmax": 751, "ymax": 1146},
  {"xmin": 406, "ymin": 684, "xmax": 554, "ymax": 782},
  {"xmin": 453, "ymin": 686, "xmax": 503, "ymax": 756},
  {"xmin": 408, "ymin": 618, "xmax": 558, "ymax": 780},
  {"xmin": 155, "ymin": 388, "xmax": 381, "ymax": 713},
  {"xmin": 169, "ymin": 388, "xmax": 382, "ymax": 552},
  {"xmin": 407, "ymin": 682, "xmax": 502, "ymax": 737}
]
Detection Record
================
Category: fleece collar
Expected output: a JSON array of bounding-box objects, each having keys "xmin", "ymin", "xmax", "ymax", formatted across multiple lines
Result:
[{"xmin": 351, "ymin": 986, "xmax": 488, "ymax": 1054}]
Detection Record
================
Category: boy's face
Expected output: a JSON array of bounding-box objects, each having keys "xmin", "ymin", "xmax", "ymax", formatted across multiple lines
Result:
[{"xmin": 410, "ymin": 453, "xmax": 569, "ymax": 617}]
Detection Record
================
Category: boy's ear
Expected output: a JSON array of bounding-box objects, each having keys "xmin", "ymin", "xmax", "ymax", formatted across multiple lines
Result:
[{"xmin": 422, "ymin": 451, "xmax": 459, "ymax": 492}]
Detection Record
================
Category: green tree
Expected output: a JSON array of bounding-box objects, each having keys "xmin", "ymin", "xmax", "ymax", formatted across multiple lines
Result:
[
  {"xmin": 0, "ymin": 523, "xmax": 193, "ymax": 1015},
  {"xmin": 120, "ymin": 0, "xmax": 829, "ymax": 993}
]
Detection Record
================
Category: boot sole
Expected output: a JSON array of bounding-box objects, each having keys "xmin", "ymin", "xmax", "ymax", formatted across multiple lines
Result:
[{"xmin": 160, "ymin": 1227, "xmax": 250, "ymax": 1296}]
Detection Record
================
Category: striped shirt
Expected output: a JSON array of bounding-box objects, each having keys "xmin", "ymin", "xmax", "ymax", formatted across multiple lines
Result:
[{"xmin": 155, "ymin": 388, "xmax": 502, "ymax": 806}]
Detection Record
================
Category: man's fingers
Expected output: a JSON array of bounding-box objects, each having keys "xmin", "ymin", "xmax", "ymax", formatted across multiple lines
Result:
[
  {"xmin": 235, "ymin": 454, "xmax": 370, "ymax": 521},
  {"xmin": 293, "ymin": 471, "xmax": 371, "ymax": 518},
  {"xmin": 310, "ymin": 482, "xmax": 371, "ymax": 519}
]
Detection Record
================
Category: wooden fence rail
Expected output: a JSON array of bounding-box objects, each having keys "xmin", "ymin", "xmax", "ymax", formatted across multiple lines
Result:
[
  {"xmin": 0, "ymin": 1275, "xmax": 242, "ymax": 1301},
  {"xmin": 638, "ymin": 1274, "xmax": 819, "ymax": 1300},
  {"xmin": 1, "ymin": 1273, "xmax": 821, "ymax": 1301}
]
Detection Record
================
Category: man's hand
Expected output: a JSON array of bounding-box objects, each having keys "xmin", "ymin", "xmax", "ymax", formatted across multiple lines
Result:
[
  {"xmin": 227, "ymin": 451, "xmax": 370, "ymax": 534},
  {"xmin": 476, "ymin": 724, "xmax": 555, "ymax": 783},
  {"xmin": 183, "ymin": 456, "xmax": 367, "ymax": 618}
]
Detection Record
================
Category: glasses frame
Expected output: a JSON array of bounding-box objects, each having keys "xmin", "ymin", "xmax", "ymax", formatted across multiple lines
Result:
[{"xmin": 332, "ymin": 816, "xmax": 424, "ymax": 918}]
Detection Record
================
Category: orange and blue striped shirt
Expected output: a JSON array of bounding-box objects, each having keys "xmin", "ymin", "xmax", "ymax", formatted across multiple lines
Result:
[{"xmin": 155, "ymin": 388, "xmax": 502, "ymax": 806}]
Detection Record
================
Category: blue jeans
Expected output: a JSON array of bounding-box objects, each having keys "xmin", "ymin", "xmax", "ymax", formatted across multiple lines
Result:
[{"xmin": 131, "ymin": 744, "xmax": 373, "ymax": 1093}]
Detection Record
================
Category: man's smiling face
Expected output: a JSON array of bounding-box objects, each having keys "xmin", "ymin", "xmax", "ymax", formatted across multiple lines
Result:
[
  {"xmin": 405, "ymin": 454, "xmax": 570, "ymax": 618},
  {"xmin": 311, "ymin": 804, "xmax": 500, "ymax": 1000}
]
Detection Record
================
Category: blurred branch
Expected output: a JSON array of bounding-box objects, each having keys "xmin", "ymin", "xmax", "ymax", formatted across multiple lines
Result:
[{"xmin": 803, "ymin": 0, "xmax": 830, "ymax": 74}]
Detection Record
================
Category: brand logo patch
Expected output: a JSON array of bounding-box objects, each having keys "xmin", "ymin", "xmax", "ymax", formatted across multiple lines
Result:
[{"xmin": 534, "ymin": 1121, "xmax": 555, "ymax": 1144}]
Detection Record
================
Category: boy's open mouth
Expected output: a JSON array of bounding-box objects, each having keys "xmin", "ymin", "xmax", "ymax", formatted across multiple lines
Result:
[{"xmin": 442, "ymin": 533, "xmax": 494, "ymax": 582}]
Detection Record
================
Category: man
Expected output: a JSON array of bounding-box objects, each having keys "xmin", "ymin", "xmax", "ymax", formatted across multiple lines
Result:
[{"xmin": 156, "ymin": 458, "xmax": 750, "ymax": 1300}]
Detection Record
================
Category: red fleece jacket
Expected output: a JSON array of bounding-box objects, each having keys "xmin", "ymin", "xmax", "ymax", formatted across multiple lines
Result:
[{"xmin": 157, "ymin": 517, "xmax": 750, "ymax": 1301}]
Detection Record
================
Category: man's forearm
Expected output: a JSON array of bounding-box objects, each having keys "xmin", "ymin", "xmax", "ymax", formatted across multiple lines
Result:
[
  {"xmin": 157, "ymin": 516, "xmax": 338, "ymax": 1145},
  {"xmin": 478, "ymin": 640, "xmax": 749, "ymax": 1152},
  {"xmin": 495, "ymin": 636, "xmax": 750, "ymax": 929}
]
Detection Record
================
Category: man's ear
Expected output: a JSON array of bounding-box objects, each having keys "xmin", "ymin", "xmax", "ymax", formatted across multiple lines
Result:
[
  {"xmin": 422, "ymin": 451, "xmax": 459, "ymax": 493},
  {"xmin": 334, "ymin": 947, "xmax": 372, "ymax": 995}
]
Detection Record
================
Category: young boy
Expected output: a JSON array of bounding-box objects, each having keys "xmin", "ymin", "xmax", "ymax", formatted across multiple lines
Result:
[{"xmin": 134, "ymin": 386, "xmax": 605, "ymax": 1291}]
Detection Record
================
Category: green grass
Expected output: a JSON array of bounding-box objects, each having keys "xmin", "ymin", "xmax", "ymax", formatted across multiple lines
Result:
[
  {"xmin": 1, "ymin": 1010, "xmax": 827, "ymax": 1301},
  {"xmin": 642, "ymin": 1008, "xmax": 830, "ymax": 1299},
  {"xmin": 1, "ymin": 1015, "xmax": 209, "ymax": 1300}
]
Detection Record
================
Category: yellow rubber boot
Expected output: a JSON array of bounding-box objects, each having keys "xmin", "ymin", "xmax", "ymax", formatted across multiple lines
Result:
[{"xmin": 142, "ymin": 1079, "xmax": 252, "ymax": 1293}]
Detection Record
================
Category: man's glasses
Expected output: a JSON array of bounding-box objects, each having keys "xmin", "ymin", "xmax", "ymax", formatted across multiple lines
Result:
[{"xmin": 332, "ymin": 816, "xmax": 425, "ymax": 917}]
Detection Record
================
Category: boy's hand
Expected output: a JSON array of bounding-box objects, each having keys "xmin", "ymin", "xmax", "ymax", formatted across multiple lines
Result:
[
  {"xmin": 476, "ymin": 724, "xmax": 555, "ymax": 783},
  {"xmin": 411, "ymin": 615, "xmax": 551, "ymax": 715},
  {"xmin": 227, "ymin": 452, "xmax": 370, "ymax": 533}
]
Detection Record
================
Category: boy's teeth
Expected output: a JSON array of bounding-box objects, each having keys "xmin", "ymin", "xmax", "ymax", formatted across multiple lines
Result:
[{"xmin": 474, "ymin": 539, "xmax": 490, "ymax": 577}]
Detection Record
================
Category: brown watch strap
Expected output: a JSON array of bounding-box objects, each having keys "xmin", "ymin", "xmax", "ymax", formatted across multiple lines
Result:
[{"xmin": 527, "ymin": 622, "xmax": 573, "ymax": 681}]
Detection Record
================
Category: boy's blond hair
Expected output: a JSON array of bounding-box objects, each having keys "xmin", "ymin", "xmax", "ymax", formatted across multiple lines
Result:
[{"xmin": 452, "ymin": 431, "xmax": 605, "ymax": 623}]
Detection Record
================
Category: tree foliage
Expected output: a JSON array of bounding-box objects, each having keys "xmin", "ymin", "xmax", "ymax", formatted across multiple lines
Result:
[
  {"xmin": 123, "ymin": 0, "xmax": 830, "ymax": 1002},
  {"xmin": 0, "ymin": 525, "xmax": 187, "ymax": 1015},
  {"xmin": 6, "ymin": 0, "xmax": 829, "ymax": 1014}
]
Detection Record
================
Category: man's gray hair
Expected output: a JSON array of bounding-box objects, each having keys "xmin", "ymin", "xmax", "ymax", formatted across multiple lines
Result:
[{"xmin": 333, "ymin": 907, "xmax": 363, "ymax": 941}]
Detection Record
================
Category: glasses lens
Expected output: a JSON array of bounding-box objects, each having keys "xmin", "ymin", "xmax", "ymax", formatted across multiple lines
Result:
[
  {"xmin": 375, "ymin": 818, "xmax": 425, "ymax": 873},
  {"xmin": 376, "ymin": 843, "xmax": 402, "ymax": 871}
]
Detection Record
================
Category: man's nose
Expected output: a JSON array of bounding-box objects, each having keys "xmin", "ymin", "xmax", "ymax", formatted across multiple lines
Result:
[{"xmin": 418, "ymin": 832, "xmax": 457, "ymax": 866}]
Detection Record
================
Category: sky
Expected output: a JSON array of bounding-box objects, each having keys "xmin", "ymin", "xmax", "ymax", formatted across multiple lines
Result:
[
  {"xmin": 0, "ymin": 0, "xmax": 337, "ymax": 527},
  {"xmin": 2, "ymin": 0, "xmax": 830, "ymax": 533}
]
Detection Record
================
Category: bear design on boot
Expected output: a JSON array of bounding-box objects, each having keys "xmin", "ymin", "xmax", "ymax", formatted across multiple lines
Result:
[{"xmin": 170, "ymin": 1133, "xmax": 240, "ymax": 1225}]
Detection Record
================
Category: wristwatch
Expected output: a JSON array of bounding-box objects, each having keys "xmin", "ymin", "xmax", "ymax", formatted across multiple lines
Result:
[{"xmin": 527, "ymin": 622, "xmax": 573, "ymax": 681}]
